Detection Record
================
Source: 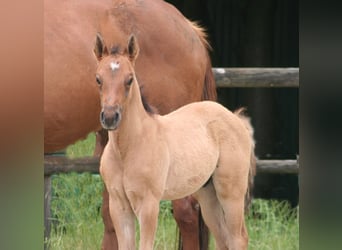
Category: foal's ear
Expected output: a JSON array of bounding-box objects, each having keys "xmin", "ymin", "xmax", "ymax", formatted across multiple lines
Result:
[
  {"xmin": 94, "ymin": 32, "xmax": 108, "ymax": 61},
  {"xmin": 127, "ymin": 34, "xmax": 139, "ymax": 61}
]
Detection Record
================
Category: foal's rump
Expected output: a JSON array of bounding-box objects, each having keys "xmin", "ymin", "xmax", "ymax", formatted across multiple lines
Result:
[{"xmin": 160, "ymin": 101, "xmax": 253, "ymax": 200}]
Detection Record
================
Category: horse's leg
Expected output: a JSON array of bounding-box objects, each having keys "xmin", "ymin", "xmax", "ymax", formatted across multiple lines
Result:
[
  {"xmin": 101, "ymin": 150, "xmax": 136, "ymax": 249},
  {"xmin": 107, "ymin": 190, "xmax": 136, "ymax": 250},
  {"xmin": 127, "ymin": 191, "xmax": 160, "ymax": 250},
  {"xmin": 213, "ymin": 168, "xmax": 249, "ymax": 250},
  {"xmin": 93, "ymin": 129, "xmax": 119, "ymax": 250},
  {"xmin": 215, "ymin": 191, "xmax": 247, "ymax": 250},
  {"xmin": 172, "ymin": 197, "xmax": 205, "ymax": 250},
  {"xmin": 193, "ymin": 183, "xmax": 230, "ymax": 250},
  {"xmin": 94, "ymin": 128, "xmax": 108, "ymax": 157},
  {"xmin": 101, "ymin": 185, "xmax": 118, "ymax": 250}
]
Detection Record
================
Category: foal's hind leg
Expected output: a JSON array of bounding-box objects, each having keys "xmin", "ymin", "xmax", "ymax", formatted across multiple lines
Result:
[
  {"xmin": 214, "ymin": 190, "xmax": 247, "ymax": 250},
  {"xmin": 213, "ymin": 163, "xmax": 249, "ymax": 250},
  {"xmin": 193, "ymin": 182, "xmax": 230, "ymax": 250}
]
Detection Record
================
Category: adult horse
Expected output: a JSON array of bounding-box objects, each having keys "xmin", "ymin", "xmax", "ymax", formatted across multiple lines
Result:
[{"xmin": 44, "ymin": 0, "xmax": 216, "ymax": 249}]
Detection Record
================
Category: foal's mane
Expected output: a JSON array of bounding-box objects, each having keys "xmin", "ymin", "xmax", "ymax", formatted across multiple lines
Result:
[
  {"xmin": 139, "ymin": 83, "xmax": 158, "ymax": 115},
  {"xmin": 141, "ymin": 93, "xmax": 157, "ymax": 114}
]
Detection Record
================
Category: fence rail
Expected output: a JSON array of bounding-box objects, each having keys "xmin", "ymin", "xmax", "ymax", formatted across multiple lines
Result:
[
  {"xmin": 44, "ymin": 156, "xmax": 299, "ymax": 175},
  {"xmin": 213, "ymin": 68, "xmax": 299, "ymax": 88}
]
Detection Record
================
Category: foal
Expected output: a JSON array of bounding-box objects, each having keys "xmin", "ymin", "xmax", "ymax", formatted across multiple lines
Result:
[{"xmin": 97, "ymin": 35, "xmax": 255, "ymax": 250}]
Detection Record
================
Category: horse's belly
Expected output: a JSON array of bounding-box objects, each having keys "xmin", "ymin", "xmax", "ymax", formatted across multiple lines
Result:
[{"xmin": 161, "ymin": 145, "xmax": 218, "ymax": 200}]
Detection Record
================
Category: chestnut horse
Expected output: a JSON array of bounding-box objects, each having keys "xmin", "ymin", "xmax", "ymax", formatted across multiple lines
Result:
[
  {"xmin": 44, "ymin": 0, "xmax": 216, "ymax": 249},
  {"xmin": 97, "ymin": 34, "xmax": 256, "ymax": 250}
]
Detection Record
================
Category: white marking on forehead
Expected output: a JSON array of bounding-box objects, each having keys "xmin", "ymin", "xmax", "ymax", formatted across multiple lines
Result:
[{"xmin": 110, "ymin": 61, "xmax": 120, "ymax": 71}]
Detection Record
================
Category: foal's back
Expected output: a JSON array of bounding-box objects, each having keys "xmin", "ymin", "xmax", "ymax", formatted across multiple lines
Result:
[{"xmin": 162, "ymin": 101, "xmax": 250, "ymax": 145}]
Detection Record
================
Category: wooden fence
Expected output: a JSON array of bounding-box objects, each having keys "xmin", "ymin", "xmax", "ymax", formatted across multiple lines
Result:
[
  {"xmin": 213, "ymin": 68, "xmax": 298, "ymax": 88},
  {"xmin": 44, "ymin": 156, "xmax": 299, "ymax": 175},
  {"xmin": 44, "ymin": 67, "xmax": 299, "ymax": 245}
]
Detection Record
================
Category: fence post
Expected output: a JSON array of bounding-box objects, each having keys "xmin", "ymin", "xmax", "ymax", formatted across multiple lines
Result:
[{"xmin": 44, "ymin": 174, "xmax": 51, "ymax": 249}]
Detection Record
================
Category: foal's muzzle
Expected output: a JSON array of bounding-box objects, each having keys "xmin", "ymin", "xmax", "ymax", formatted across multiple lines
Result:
[{"xmin": 100, "ymin": 105, "xmax": 122, "ymax": 130}]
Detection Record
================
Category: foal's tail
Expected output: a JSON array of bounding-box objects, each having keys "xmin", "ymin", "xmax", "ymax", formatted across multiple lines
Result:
[{"xmin": 234, "ymin": 108, "xmax": 257, "ymax": 212}]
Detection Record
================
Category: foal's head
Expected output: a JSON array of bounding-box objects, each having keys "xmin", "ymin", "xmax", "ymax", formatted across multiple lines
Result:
[{"xmin": 94, "ymin": 33, "xmax": 140, "ymax": 130}]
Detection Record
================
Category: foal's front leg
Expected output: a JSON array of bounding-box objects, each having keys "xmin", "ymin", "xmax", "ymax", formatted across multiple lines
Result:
[
  {"xmin": 107, "ymin": 189, "xmax": 136, "ymax": 250},
  {"xmin": 127, "ymin": 191, "xmax": 160, "ymax": 250},
  {"xmin": 101, "ymin": 149, "xmax": 136, "ymax": 250}
]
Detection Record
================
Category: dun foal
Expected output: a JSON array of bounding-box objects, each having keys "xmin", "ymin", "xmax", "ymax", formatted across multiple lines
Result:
[{"xmin": 97, "ymin": 35, "xmax": 255, "ymax": 250}]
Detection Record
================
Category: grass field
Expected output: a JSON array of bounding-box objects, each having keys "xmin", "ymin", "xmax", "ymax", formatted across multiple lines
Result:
[{"xmin": 46, "ymin": 133, "xmax": 299, "ymax": 249}]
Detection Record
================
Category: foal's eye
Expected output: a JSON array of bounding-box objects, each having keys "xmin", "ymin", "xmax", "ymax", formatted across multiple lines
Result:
[
  {"xmin": 126, "ymin": 77, "xmax": 133, "ymax": 86},
  {"xmin": 95, "ymin": 75, "xmax": 102, "ymax": 85}
]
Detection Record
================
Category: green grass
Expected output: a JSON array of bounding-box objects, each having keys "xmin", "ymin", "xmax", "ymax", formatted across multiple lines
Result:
[
  {"xmin": 47, "ymin": 173, "xmax": 104, "ymax": 250},
  {"xmin": 246, "ymin": 200, "xmax": 298, "ymax": 250},
  {"xmin": 46, "ymin": 133, "xmax": 299, "ymax": 249},
  {"xmin": 65, "ymin": 132, "xmax": 96, "ymax": 159}
]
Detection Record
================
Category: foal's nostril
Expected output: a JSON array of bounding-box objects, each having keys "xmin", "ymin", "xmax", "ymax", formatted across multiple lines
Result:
[
  {"xmin": 100, "ymin": 111, "xmax": 105, "ymax": 123},
  {"xmin": 114, "ymin": 111, "xmax": 120, "ymax": 122}
]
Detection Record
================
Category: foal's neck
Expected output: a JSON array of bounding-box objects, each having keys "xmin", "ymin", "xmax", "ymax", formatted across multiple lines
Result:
[{"xmin": 109, "ymin": 81, "xmax": 155, "ymax": 153}]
